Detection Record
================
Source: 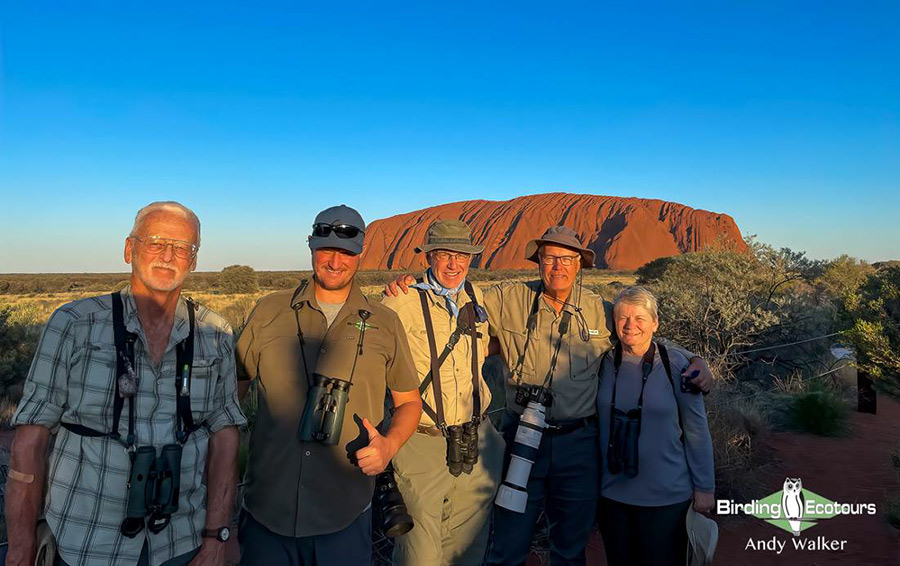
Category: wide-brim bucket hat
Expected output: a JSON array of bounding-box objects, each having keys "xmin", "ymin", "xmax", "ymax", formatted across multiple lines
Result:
[
  {"xmin": 525, "ymin": 225, "xmax": 595, "ymax": 268},
  {"xmin": 307, "ymin": 204, "xmax": 366, "ymax": 255},
  {"xmin": 414, "ymin": 219, "xmax": 485, "ymax": 254}
]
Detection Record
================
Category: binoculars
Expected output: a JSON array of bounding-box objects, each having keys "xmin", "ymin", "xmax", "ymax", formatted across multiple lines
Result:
[
  {"xmin": 374, "ymin": 463, "xmax": 414, "ymax": 538},
  {"xmin": 299, "ymin": 375, "xmax": 352, "ymax": 445},
  {"xmin": 607, "ymin": 408, "xmax": 641, "ymax": 478},
  {"xmin": 120, "ymin": 444, "xmax": 182, "ymax": 537},
  {"xmin": 445, "ymin": 420, "xmax": 479, "ymax": 477}
]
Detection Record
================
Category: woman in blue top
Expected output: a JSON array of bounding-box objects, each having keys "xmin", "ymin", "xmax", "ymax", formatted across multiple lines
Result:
[{"xmin": 596, "ymin": 286, "xmax": 715, "ymax": 566}]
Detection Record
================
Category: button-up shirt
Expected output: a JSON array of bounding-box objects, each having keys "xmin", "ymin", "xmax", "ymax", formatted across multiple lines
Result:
[
  {"xmin": 381, "ymin": 274, "xmax": 492, "ymax": 427},
  {"xmin": 236, "ymin": 280, "xmax": 418, "ymax": 537},
  {"xmin": 12, "ymin": 286, "xmax": 246, "ymax": 566},
  {"xmin": 482, "ymin": 280, "xmax": 614, "ymax": 421}
]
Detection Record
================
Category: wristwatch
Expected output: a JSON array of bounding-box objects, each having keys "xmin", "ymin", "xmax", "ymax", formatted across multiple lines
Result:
[{"xmin": 202, "ymin": 526, "xmax": 231, "ymax": 542}]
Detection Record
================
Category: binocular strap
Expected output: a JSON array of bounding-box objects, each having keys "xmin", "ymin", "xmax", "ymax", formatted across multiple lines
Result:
[
  {"xmin": 606, "ymin": 342, "xmax": 657, "ymax": 473},
  {"xmin": 416, "ymin": 280, "xmax": 482, "ymax": 429}
]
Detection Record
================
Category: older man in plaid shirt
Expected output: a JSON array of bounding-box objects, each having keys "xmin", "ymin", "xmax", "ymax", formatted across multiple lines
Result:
[{"xmin": 4, "ymin": 202, "xmax": 245, "ymax": 566}]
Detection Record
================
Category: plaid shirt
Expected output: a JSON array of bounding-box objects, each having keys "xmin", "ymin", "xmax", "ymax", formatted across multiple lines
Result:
[{"xmin": 12, "ymin": 286, "xmax": 246, "ymax": 566}]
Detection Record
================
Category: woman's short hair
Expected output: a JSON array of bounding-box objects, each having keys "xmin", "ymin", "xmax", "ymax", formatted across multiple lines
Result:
[{"xmin": 613, "ymin": 286, "xmax": 659, "ymax": 321}]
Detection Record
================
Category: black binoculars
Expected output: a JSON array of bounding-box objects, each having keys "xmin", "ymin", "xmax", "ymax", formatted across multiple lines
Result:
[
  {"xmin": 445, "ymin": 419, "xmax": 479, "ymax": 476},
  {"xmin": 607, "ymin": 408, "xmax": 641, "ymax": 478},
  {"xmin": 120, "ymin": 444, "xmax": 183, "ymax": 538},
  {"xmin": 374, "ymin": 463, "xmax": 414, "ymax": 538},
  {"xmin": 299, "ymin": 375, "xmax": 352, "ymax": 445},
  {"xmin": 514, "ymin": 384, "xmax": 552, "ymax": 408}
]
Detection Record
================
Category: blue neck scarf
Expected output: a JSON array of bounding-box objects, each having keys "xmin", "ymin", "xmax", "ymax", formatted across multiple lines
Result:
[{"xmin": 411, "ymin": 269, "xmax": 464, "ymax": 318}]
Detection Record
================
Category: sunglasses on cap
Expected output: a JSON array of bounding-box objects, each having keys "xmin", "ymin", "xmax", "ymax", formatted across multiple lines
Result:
[{"xmin": 312, "ymin": 223, "xmax": 365, "ymax": 239}]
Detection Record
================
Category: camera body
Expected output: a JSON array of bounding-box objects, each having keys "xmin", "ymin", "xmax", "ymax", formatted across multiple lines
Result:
[
  {"xmin": 514, "ymin": 384, "xmax": 552, "ymax": 408},
  {"xmin": 299, "ymin": 374, "xmax": 352, "ymax": 445}
]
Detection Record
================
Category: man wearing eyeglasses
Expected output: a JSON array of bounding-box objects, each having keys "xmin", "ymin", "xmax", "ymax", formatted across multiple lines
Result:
[
  {"xmin": 5, "ymin": 201, "xmax": 246, "ymax": 566},
  {"xmin": 380, "ymin": 220, "xmax": 505, "ymax": 566},
  {"xmin": 386, "ymin": 225, "xmax": 713, "ymax": 566},
  {"xmin": 236, "ymin": 205, "xmax": 421, "ymax": 566}
]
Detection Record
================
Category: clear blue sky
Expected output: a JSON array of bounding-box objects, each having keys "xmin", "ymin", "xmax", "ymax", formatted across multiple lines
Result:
[{"xmin": 1, "ymin": 1, "xmax": 897, "ymax": 272}]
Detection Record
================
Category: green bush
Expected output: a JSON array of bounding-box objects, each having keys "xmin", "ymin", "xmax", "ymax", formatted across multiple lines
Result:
[
  {"xmin": 791, "ymin": 385, "xmax": 849, "ymax": 437},
  {"xmin": 219, "ymin": 265, "xmax": 259, "ymax": 294},
  {"xmin": 843, "ymin": 266, "xmax": 900, "ymax": 380},
  {"xmin": 0, "ymin": 306, "xmax": 42, "ymax": 424}
]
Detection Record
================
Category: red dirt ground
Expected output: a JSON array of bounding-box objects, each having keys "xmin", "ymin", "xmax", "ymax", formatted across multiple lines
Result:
[{"xmin": 558, "ymin": 396, "xmax": 900, "ymax": 566}]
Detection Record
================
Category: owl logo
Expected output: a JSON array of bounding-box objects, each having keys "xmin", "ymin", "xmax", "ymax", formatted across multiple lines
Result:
[{"xmin": 782, "ymin": 477, "xmax": 805, "ymax": 536}]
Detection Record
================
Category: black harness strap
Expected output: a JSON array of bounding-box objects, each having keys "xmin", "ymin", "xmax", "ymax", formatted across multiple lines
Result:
[
  {"xmin": 61, "ymin": 292, "xmax": 199, "ymax": 446},
  {"xmin": 174, "ymin": 301, "xmax": 198, "ymax": 444},
  {"xmin": 657, "ymin": 343, "xmax": 686, "ymax": 445},
  {"xmin": 291, "ymin": 282, "xmax": 314, "ymax": 388},
  {"xmin": 416, "ymin": 280, "xmax": 484, "ymax": 428}
]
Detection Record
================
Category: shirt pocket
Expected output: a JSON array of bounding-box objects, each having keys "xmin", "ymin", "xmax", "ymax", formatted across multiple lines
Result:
[
  {"xmin": 189, "ymin": 357, "xmax": 221, "ymax": 417},
  {"xmin": 499, "ymin": 313, "xmax": 537, "ymax": 379},
  {"xmin": 70, "ymin": 345, "xmax": 119, "ymax": 416}
]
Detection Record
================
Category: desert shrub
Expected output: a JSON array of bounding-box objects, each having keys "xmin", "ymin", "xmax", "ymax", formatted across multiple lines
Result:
[
  {"xmin": 638, "ymin": 240, "xmax": 831, "ymax": 380},
  {"xmin": 705, "ymin": 387, "xmax": 771, "ymax": 501},
  {"xmin": 220, "ymin": 297, "xmax": 259, "ymax": 334},
  {"xmin": 790, "ymin": 382, "xmax": 850, "ymax": 437},
  {"xmin": 219, "ymin": 265, "xmax": 259, "ymax": 294},
  {"xmin": 842, "ymin": 266, "xmax": 900, "ymax": 381},
  {"xmin": 886, "ymin": 495, "xmax": 900, "ymax": 529},
  {"xmin": 0, "ymin": 306, "xmax": 42, "ymax": 423}
]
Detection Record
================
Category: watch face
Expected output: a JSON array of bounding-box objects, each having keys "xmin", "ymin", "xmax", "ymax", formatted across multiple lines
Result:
[{"xmin": 219, "ymin": 527, "xmax": 231, "ymax": 541}]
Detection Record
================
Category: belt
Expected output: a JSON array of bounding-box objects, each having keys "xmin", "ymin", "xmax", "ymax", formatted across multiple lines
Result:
[
  {"xmin": 544, "ymin": 415, "xmax": 597, "ymax": 435},
  {"xmin": 416, "ymin": 424, "xmax": 444, "ymax": 437}
]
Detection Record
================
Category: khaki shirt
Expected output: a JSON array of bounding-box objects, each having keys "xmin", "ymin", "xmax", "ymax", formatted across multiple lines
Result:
[
  {"xmin": 482, "ymin": 280, "xmax": 614, "ymax": 421},
  {"xmin": 381, "ymin": 275, "xmax": 492, "ymax": 427},
  {"xmin": 236, "ymin": 281, "xmax": 418, "ymax": 537}
]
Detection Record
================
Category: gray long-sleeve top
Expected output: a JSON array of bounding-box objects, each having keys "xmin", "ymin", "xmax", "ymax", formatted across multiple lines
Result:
[{"xmin": 597, "ymin": 345, "xmax": 715, "ymax": 506}]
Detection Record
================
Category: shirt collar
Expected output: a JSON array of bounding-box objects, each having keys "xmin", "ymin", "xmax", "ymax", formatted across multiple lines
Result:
[
  {"xmin": 119, "ymin": 283, "xmax": 191, "ymax": 344},
  {"xmin": 290, "ymin": 278, "xmax": 370, "ymax": 315}
]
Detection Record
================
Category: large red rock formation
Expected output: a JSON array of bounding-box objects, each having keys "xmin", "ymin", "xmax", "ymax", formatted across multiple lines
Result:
[{"xmin": 360, "ymin": 193, "xmax": 746, "ymax": 270}]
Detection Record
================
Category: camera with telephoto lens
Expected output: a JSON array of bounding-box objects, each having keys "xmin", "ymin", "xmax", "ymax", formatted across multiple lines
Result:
[
  {"xmin": 607, "ymin": 408, "xmax": 641, "ymax": 478},
  {"xmin": 495, "ymin": 385, "xmax": 552, "ymax": 513},
  {"xmin": 120, "ymin": 443, "xmax": 183, "ymax": 538},
  {"xmin": 374, "ymin": 463, "xmax": 414, "ymax": 537},
  {"xmin": 299, "ymin": 374, "xmax": 352, "ymax": 445}
]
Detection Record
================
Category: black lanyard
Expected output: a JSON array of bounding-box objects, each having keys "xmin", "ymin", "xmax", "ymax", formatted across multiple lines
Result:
[{"xmin": 607, "ymin": 342, "xmax": 657, "ymax": 439}]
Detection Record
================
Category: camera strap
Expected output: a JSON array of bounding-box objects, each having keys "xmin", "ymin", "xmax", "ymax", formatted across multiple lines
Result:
[
  {"xmin": 511, "ymin": 285, "xmax": 544, "ymax": 386},
  {"xmin": 416, "ymin": 280, "xmax": 483, "ymax": 428},
  {"xmin": 291, "ymin": 282, "xmax": 314, "ymax": 387},
  {"xmin": 174, "ymin": 300, "xmax": 198, "ymax": 444}
]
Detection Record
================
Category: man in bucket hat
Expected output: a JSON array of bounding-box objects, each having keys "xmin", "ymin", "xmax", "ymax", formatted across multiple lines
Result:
[
  {"xmin": 236, "ymin": 205, "xmax": 422, "ymax": 566},
  {"xmin": 381, "ymin": 220, "xmax": 505, "ymax": 566},
  {"xmin": 386, "ymin": 224, "xmax": 712, "ymax": 566}
]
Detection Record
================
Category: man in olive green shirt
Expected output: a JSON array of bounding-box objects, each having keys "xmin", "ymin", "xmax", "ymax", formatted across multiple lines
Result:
[
  {"xmin": 381, "ymin": 220, "xmax": 505, "ymax": 566},
  {"xmin": 236, "ymin": 205, "xmax": 422, "ymax": 566}
]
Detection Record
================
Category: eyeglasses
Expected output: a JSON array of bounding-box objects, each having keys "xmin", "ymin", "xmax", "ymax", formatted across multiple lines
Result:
[
  {"xmin": 538, "ymin": 254, "xmax": 580, "ymax": 266},
  {"xmin": 312, "ymin": 223, "xmax": 364, "ymax": 239},
  {"xmin": 132, "ymin": 236, "xmax": 198, "ymax": 259},
  {"xmin": 431, "ymin": 251, "xmax": 472, "ymax": 263}
]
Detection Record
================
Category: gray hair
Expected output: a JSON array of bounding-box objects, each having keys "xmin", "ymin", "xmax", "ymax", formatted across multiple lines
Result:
[
  {"xmin": 130, "ymin": 201, "xmax": 201, "ymax": 247},
  {"xmin": 613, "ymin": 286, "xmax": 659, "ymax": 321}
]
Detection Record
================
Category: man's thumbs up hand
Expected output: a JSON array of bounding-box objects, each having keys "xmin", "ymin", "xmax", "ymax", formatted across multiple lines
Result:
[{"xmin": 355, "ymin": 418, "xmax": 397, "ymax": 476}]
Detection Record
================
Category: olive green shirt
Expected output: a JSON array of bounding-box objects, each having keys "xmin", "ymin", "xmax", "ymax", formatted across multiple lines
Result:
[
  {"xmin": 483, "ymin": 280, "xmax": 614, "ymax": 421},
  {"xmin": 381, "ymin": 274, "xmax": 492, "ymax": 427},
  {"xmin": 236, "ymin": 281, "xmax": 418, "ymax": 537}
]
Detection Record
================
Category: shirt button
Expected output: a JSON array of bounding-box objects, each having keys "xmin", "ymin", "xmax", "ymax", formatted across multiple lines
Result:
[
  {"xmin": 320, "ymin": 348, "xmax": 326, "ymax": 354},
  {"xmin": 305, "ymin": 451, "xmax": 311, "ymax": 456}
]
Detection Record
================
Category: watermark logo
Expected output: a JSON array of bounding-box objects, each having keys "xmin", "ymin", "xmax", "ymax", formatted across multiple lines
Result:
[{"xmin": 717, "ymin": 477, "xmax": 877, "ymax": 554}]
